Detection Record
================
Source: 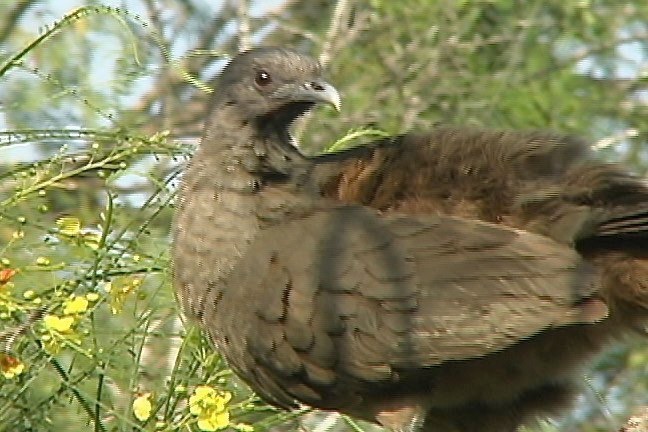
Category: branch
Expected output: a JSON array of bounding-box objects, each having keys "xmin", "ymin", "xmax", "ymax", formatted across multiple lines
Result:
[
  {"xmin": 0, "ymin": 307, "xmax": 47, "ymax": 353},
  {"xmin": 525, "ymin": 32, "xmax": 648, "ymax": 83},
  {"xmin": 319, "ymin": 0, "xmax": 351, "ymax": 67},
  {"xmin": 293, "ymin": 0, "xmax": 354, "ymax": 145},
  {"xmin": 133, "ymin": 7, "xmax": 238, "ymax": 135},
  {"xmin": 0, "ymin": 0, "xmax": 37, "ymax": 44},
  {"xmin": 143, "ymin": 0, "xmax": 175, "ymax": 130},
  {"xmin": 620, "ymin": 407, "xmax": 648, "ymax": 432},
  {"xmin": 235, "ymin": 0, "xmax": 251, "ymax": 52}
]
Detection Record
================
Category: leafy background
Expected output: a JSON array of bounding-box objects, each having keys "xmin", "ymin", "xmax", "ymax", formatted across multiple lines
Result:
[{"xmin": 0, "ymin": 1, "xmax": 647, "ymax": 431}]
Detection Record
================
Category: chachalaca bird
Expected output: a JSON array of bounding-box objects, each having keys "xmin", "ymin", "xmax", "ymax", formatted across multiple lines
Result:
[{"xmin": 172, "ymin": 47, "xmax": 648, "ymax": 432}]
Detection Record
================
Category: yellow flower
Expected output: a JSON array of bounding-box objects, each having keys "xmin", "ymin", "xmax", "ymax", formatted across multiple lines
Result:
[
  {"xmin": 55, "ymin": 217, "xmax": 101, "ymax": 249},
  {"xmin": 35, "ymin": 256, "xmax": 51, "ymax": 266},
  {"xmin": 56, "ymin": 216, "xmax": 81, "ymax": 237},
  {"xmin": 63, "ymin": 296, "xmax": 89, "ymax": 315},
  {"xmin": 86, "ymin": 292, "xmax": 100, "ymax": 302},
  {"xmin": 133, "ymin": 393, "xmax": 152, "ymax": 422},
  {"xmin": 106, "ymin": 278, "xmax": 141, "ymax": 314},
  {"xmin": 43, "ymin": 315, "xmax": 74, "ymax": 332},
  {"xmin": 82, "ymin": 231, "xmax": 101, "ymax": 250},
  {"xmin": 197, "ymin": 411, "xmax": 230, "ymax": 432},
  {"xmin": 189, "ymin": 386, "xmax": 232, "ymax": 431},
  {"xmin": 0, "ymin": 354, "xmax": 25, "ymax": 379},
  {"xmin": 102, "ymin": 282, "xmax": 112, "ymax": 293}
]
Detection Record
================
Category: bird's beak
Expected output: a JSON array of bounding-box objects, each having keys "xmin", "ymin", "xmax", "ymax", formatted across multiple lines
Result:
[{"xmin": 272, "ymin": 80, "xmax": 341, "ymax": 112}]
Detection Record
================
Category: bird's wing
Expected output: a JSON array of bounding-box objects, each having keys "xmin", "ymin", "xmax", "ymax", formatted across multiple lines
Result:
[{"xmin": 224, "ymin": 205, "xmax": 606, "ymax": 394}]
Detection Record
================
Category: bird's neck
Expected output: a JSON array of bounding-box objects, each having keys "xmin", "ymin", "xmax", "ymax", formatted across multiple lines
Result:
[
  {"xmin": 183, "ymin": 104, "xmax": 318, "ymax": 231},
  {"xmin": 197, "ymin": 105, "xmax": 310, "ymax": 189}
]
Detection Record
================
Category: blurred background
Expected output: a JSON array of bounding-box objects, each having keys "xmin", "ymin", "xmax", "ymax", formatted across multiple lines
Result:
[{"xmin": 0, "ymin": 1, "xmax": 647, "ymax": 431}]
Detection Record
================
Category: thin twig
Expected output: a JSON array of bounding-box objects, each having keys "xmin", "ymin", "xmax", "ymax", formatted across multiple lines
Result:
[
  {"xmin": 0, "ymin": 0, "xmax": 36, "ymax": 44},
  {"xmin": 0, "ymin": 307, "xmax": 47, "ymax": 353},
  {"xmin": 236, "ymin": 0, "xmax": 252, "ymax": 52},
  {"xmin": 319, "ymin": 0, "xmax": 351, "ymax": 67},
  {"xmin": 294, "ymin": 0, "xmax": 352, "ymax": 145},
  {"xmin": 143, "ymin": 0, "xmax": 175, "ymax": 131}
]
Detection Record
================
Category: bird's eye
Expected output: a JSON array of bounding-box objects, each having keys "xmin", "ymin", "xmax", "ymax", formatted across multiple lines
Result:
[{"xmin": 255, "ymin": 70, "xmax": 272, "ymax": 86}]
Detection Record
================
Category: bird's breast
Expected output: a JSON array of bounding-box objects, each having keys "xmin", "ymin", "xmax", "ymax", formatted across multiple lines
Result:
[{"xmin": 172, "ymin": 182, "xmax": 261, "ymax": 323}]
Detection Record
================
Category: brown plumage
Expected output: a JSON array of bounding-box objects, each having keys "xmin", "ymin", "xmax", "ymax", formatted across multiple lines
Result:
[{"xmin": 171, "ymin": 48, "xmax": 648, "ymax": 432}]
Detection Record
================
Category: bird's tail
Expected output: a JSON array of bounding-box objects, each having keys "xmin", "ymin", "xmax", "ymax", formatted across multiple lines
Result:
[
  {"xmin": 563, "ymin": 163, "xmax": 648, "ymax": 318},
  {"xmin": 596, "ymin": 207, "xmax": 648, "ymax": 238},
  {"xmin": 582, "ymin": 203, "xmax": 648, "ymax": 317}
]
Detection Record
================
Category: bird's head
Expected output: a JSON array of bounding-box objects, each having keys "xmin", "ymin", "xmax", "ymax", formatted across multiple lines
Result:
[{"xmin": 213, "ymin": 47, "xmax": 340, "ymax": 130}]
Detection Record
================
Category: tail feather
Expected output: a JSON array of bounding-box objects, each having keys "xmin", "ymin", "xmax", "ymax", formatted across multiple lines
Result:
[{"xmin": 597, "ymin": 208, "xmax": 648, "ymax": 237}]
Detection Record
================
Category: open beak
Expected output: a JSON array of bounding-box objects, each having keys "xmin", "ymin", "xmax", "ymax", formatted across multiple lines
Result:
[{"xmin": 272, "ymin": 79, "xmax": 341, "ymax": 112}]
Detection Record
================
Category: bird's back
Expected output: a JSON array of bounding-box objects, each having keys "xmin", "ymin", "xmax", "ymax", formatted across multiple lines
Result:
[
  {"xmin": 316, "ymin": 127, "xmax": 646, "ymax": 243},
  {"xmin": 306, "ymin": 127, "xmax": 648, "ymax": 430}
]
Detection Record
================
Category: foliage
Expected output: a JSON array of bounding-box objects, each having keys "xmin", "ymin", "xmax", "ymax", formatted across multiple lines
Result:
[{"xmin": 0, "ymin": 1, "xmax": 647, "ymax": 431}]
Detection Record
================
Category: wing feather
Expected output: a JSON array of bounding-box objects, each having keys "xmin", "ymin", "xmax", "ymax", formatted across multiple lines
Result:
[{"xmin": 220, "ymin": 205, "xmax": 606, "ymax": 404}]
